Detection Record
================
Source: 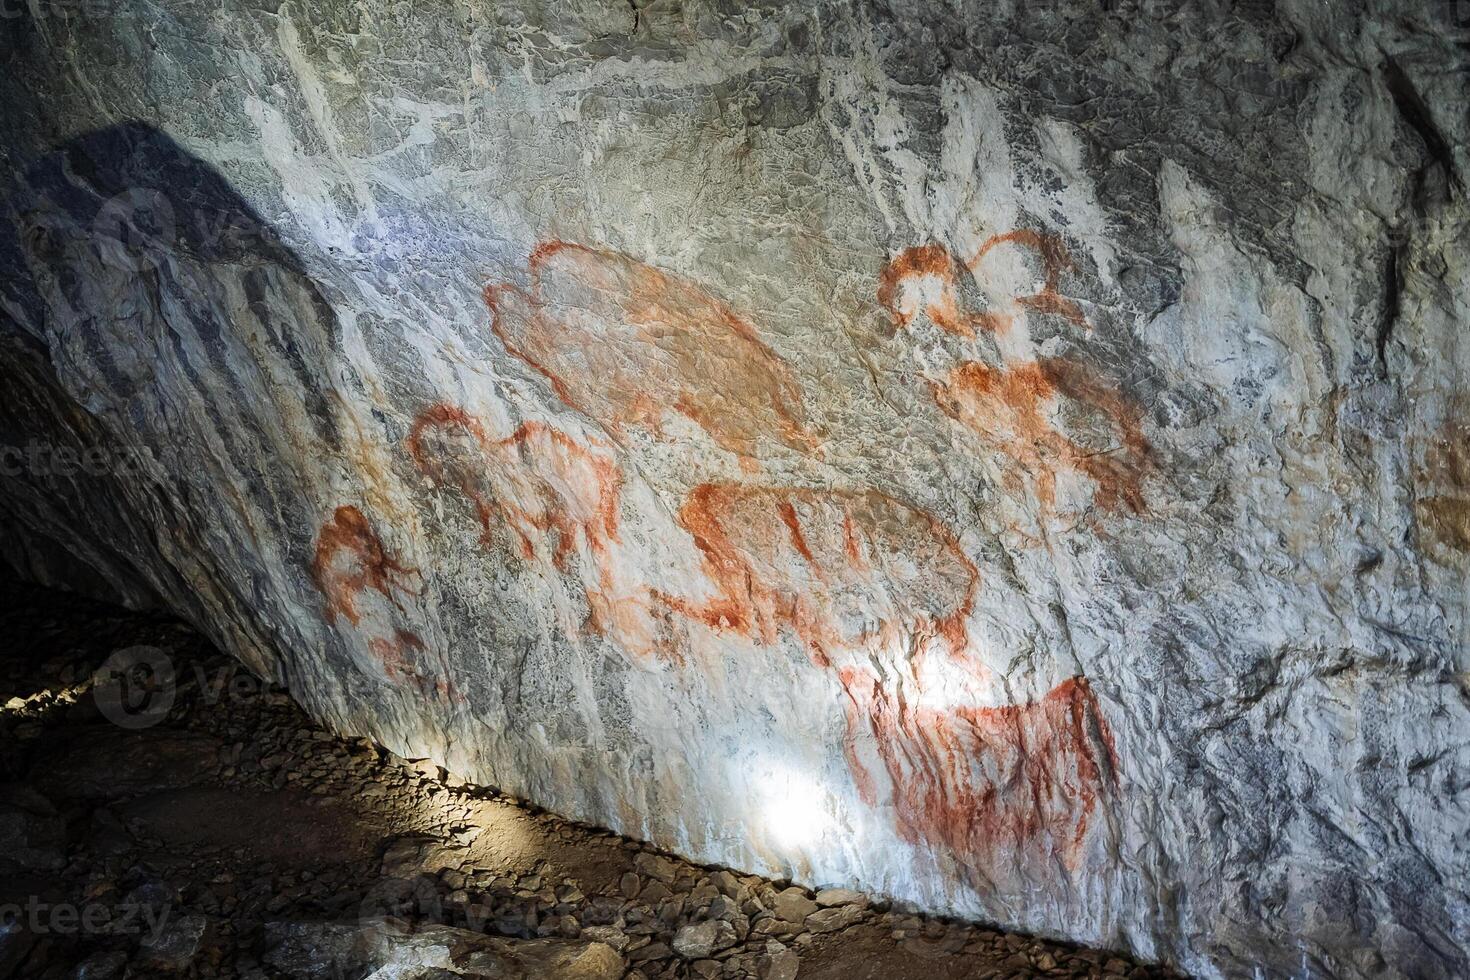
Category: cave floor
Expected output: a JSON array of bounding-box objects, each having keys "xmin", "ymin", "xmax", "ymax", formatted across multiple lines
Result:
[{"xmin": 0, "ymin": 578, "xmax": 1182, "ymax": 980}]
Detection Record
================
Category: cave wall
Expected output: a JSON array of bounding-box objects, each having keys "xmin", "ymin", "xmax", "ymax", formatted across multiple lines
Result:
[{"xmin": 1, "ymin": 1, "xmax": 1468, "ymax": 976}]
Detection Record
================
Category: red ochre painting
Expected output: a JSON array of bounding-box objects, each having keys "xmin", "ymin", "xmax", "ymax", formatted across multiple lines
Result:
[
  {"xmin": 1414, "ymin": 414, "xmax": 1470, "ymax": 561},
  {"xmin": 879, "ymin": 229, "xmax": 1149, "ymax": 517},
  {"xmin": 932, "ymin": 358, "xmax": 1150, "ymax": 515},
  {"xmin": 668, "ymin": 483, "xmax": 979, "ymax": 670},
  {"xmin": 971, "ymin": 229, "xmax": 1089, "ymax": 329},
  {"xmin": 335, "ymin": 233, "xmax": 1127, "ymax": 876},
  {"xmin": 485, "ymin": 241, "xmax": 817, "ymax": 460},
  {"xmin": 310, "ymin": 505, "xmax": 455, "ymax": 701},
  {"xmin": 839, "ymin": 671, "xmax": 1118, "ymax": 875},
  {"xmin": 406, "ymin": 402, "xmax": 677, "ymax": 661},
  {"xmin": 877, "ymin": 244, "xmax": 1007, "ymax": 338},
  {"xmin": 407, "ymin": 404, "xmax": 622, "ymax": 566},
  {"xmin": 664, "ymin": 481, "xmax": 1115, "ymax": 870},
  {"xmin": 877, "ymin": 230, "xmax": 1088, "ymax": 338}
]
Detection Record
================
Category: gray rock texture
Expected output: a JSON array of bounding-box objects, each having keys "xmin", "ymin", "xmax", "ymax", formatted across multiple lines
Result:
[
  {"xmin": 263, "ymin": 919, "xmax": 625, "ymax": 979},
  {"xmin": 1, "ymin": 1, "xmax": 1467, "ymax": 976}
]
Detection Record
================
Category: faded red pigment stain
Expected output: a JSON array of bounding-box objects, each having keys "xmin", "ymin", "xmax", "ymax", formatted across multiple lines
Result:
[
  {"xmin": 367, "ymin": 630, "xmax": 427, "ymax": 682},
  {"xmin": 310, "ymin": 506, "xmax": 457, "ymax": 700},
  {"xmin": 878, "ymin": 229, "xmax": 1091, "ymax": 338},
  {"xmin": 668, "ymin": 484, "xmax": 978, "ymax": 669},
  {"xmin": 367, "ymin": 640, "xmax": 457, "ymax": 703},
  {"xmin": 838, "ymin": 673, "xmax": 1118, "ymax": 874},
  {"xmin": 932, "ymin": 358, "xmax": 1150, "ymax": 515},
  {"xmin": 970, "ymin": 229, "xmax": 1089, "ymax": 329},
  {"xmin": 876, "ymin": 244, "xmax": 1007, "ymax": 338},
  {"xmin": 1414, "ymin": 415, "xmax": 1470, "ymax": 560},
  {"xmin": 486, "ymin": 241, "xmax": 817, "ymax": 459},
  {"xmin": 407, "ymin": 402, "xmax": 680, "ymax": 661}
]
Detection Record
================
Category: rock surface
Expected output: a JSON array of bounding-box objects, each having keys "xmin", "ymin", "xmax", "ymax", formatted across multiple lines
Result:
[
  {"xmin": 262, "ymin": 920, "xmax": 625, "ymax": 980},
  {"xmin": 0, "ymin": 2, "xmax": 1467, "ymax": 977},
  {"xmin": 0, "ymin": 578, "xmax": 1175, "ymax": 979}
]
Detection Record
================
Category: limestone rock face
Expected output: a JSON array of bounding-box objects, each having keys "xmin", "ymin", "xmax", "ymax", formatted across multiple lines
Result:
[{"xmin": 1, "ymin": 2, "xmax": 1467, "ymax": 976}]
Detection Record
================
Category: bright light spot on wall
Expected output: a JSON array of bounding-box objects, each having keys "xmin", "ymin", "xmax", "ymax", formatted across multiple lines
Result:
[
  {"xmin": 909, "ymin": 634, "xmax": 1010, "ymax": 712},
  {"xmin": 761, "ymin": 761, "xmax": 836, "ymax": 851}
]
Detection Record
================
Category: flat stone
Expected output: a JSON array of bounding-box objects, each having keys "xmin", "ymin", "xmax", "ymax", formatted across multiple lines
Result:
[
  {"xmin": 710, "ymin": 871, "xmax": 743, "ymax": 898},
  {"xmin": 262, "ymin": 920, "xmax": 624, "ymax": 979},
  {"xmin": 579, "ymin": 926, "xmax": 630, "ymax": 952},
  {"xmin": 634, "ymin": 853, "xmax": 677, "ymax": 884},
  {"xmin": 806, "ymin": 905, "xmax": 865, "ymax": 934},
  {"xmin": 771, "ymin": 888, "xmax": 817, "ymax": 924},
  {"xmin": 672, "ymin": 919, "xmax": 737, "ymax": 959},
  {"xmin": 71, "ymin": 950, "xmax": 129, "ymax": 979},
  {"xmin": 379, "ymin": 835, "xmax": 463, "ymax": 876},
  {"xmin": 708, "ymin": 895, "xmax": 741, "ymax": 921},
  {"xmin": 138, "ymin": 913, "xmax": 208, "ymax": 970},
  {"xmin": 813, "ymin": 888, "xmax": 866, "ymax": 908},
  {"xmin": 760, "ymin": 945, "xmax": 801, "ymax": 980},
  {"xmin": 752, "ymin": 917, "xmax": 803, "ymax": 939},
  {"xmin": 627, "ymin": 941, "xmax": 671, "ymax": 963},
  {"xmin": 639, "ymin": 882, "xmax": 672, "ymax": 904}
]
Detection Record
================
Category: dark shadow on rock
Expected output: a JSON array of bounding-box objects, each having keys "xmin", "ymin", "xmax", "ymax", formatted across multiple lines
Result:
[
  {"xmin": 0, "ymin": 120, "xmax": 312, "ymax": 325},
  {"xmin": 0, "ymin": 122, "xmax": 342, "ymax": 637}
]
